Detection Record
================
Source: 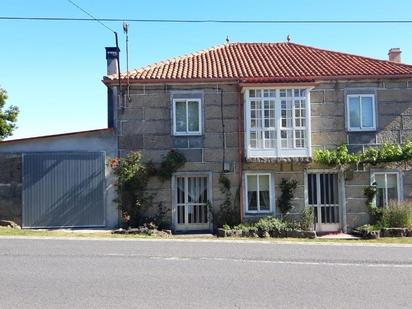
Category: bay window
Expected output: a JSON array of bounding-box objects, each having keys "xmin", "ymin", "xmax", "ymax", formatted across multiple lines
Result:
[{"xmin": 245, "ymin": 88, "xmax": 311, "ymax": 158}]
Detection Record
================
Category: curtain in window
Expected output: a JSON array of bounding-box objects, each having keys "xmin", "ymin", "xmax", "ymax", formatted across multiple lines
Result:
[
  {"xmin": 349, "ymin": 97, "xmax": 361, "ymax": 128},
  {"xmin": 175, "ymin": 101, "xmax": 187, "ymax": 132},
  {"xmin": 259, "ymin": 175, "xmax": 270, "ymax": 210},
  {"xmin": 247, "ymin": 175, "xmax": 258, "ymax": 211},
  {"xmin": 361, "ymin": 97, "xmax": 374, "ymax": 128},
  {"xmin": 374, "ymin": 173, "xmax": 398, "ymax": 207},
  {"xmin": 187, "ymin": 101, "xmax": 199, "ymax": 132}
]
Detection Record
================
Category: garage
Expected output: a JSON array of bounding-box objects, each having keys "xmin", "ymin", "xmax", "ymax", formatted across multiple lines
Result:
[{"xmin": 22, "ymin": 152, "xmax": 105, "ymax": 228}]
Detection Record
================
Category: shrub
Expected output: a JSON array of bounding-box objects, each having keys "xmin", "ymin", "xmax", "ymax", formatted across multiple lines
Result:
[
  {"xmin": 298, "ymin": 207, "xmax": 314, "ymax": 231},
  {"xmin": 277, "ymin": 178, "xmax": 298, "ymax": 216},
  {"xmin": 381, "ymin": 201, "xmax": 412, "ymax": 228},
  {"xmin": 112, "ymin": 152, "xmax": 153, "ymax": 227},
  {"xmin": 157, "ymin": 150, "xmax": 186, "ymax": 181},
  {"xmin": 215, "ymin": 174, "xmax": 239, "ymax": 227},
  {"xmin": 254, "ymin": 216, "xmax": 287, "ymax": 233}
]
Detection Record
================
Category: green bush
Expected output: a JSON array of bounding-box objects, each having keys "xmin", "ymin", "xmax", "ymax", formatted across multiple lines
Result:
[
  {"xmin": 254, "ymin": 217, "xmax": 287, "ymax": 233},
  {"xmin": 157, "ymin": 150, "xmax": 186, "ymax": 181},
  {"xmin": 381, "ymin": 201, "xmax": 412, "ymax": 228},
  {"xmin": 277, "ymin": 178, "xmax": 298, "ymax": 216},
  {"xmin": 298, "ymin": 207, "xmax": 314, "ymax": 231},
  {"xmin": 214, "ymin": 174, "xmax": 240, "ymax": 227}
]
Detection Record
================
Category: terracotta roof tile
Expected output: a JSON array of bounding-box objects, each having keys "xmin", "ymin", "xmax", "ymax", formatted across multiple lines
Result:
[{"xmin": 104, "ymin": 42, "xmax": 412, "ymax": 83}]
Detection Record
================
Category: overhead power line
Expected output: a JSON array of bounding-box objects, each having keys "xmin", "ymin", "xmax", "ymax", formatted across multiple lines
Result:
[
  {"xmin": 1, "ymin": 16, "xmax": 412, "ymax": 24},
  {"xmin": 66, "ymin": 0, "xmax": 115, "ymax": 33}
]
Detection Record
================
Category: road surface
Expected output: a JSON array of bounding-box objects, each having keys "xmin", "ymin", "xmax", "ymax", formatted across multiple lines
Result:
[{"xmin": 0, "ymin": 237, "xmax": 411, "ymax": 308}]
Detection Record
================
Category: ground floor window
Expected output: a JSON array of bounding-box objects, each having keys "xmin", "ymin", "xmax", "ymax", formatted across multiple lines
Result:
[
  {"xmin": 371, "ymin": 172, "xmax": 400, "ymax": 208},
  {"xmin": 245, "ymin": 173, "xmax": 272, "ymax": 213},
  {"xmin": 176, "ymin": 175, "xmax": 209, "ymax": 225}
]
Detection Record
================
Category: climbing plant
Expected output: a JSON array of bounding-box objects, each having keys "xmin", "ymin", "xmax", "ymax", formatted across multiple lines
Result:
[
  {"xmin": 112, "ymin": 150, "xmax": 186, "ymax": 227},
  {"xmin": 215, "ymin": 174, "xmax": 239, "ymax": 227},
  {"xmin": 314, "ymin": 142, "xmax": 412, "ymax": 168},
  {"xmin": 157, "ymin": 150, "xmax": 186, "ymax": 181},
  {"xmin": 277, "ymin": 178, "xmax": 298, "ymax": 216}
]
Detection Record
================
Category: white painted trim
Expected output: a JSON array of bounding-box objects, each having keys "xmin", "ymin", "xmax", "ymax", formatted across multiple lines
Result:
[
  {"xmin": 172, "ymin": 98, "xmax": 202, "ymax": 136},
  {"xmin": 243, "ymin": 87, "xmax": 312, "ymax": 159},
  {"xmin": 305, "ymin": 170, "xmax": 342, "ymax": 232},
  {"xmin": 370, "ymin": 171, "xmax": 402, "ymax": 207},
  {"xmin": 171, "ymin": 172, "xmax": 213, "ymax": 232},
  {"xmin": 346, "ymin": 94, "xmax": 376, "ymax": 132}
]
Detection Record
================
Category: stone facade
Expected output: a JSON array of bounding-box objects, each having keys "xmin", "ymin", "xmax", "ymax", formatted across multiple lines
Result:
[
  {"xmin": 116, "ymin": 83, "xmax": 241, "ymax": 230},
  {"xmin": 115, "ymin": 79, "xmax": 412, "ymax": 232},
  {"xmin": 0, "ymin": 154, "xmax": 22, "ymax": 225}
]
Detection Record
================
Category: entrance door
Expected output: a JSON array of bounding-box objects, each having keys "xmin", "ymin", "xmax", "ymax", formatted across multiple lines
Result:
[
  {"xmin": 175, "ymin": 175, "xmax": 210, "ymax": 232},
  {"xmin": 307, "ymin": 172, "xmax": 340, "ymax": 232}
]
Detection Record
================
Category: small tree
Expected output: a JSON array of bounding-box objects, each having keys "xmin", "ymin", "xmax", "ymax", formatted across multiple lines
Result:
[
  {"xmin": 0, "ymin": 86, "xmax": 19, "ymax": 140},
  {"xmin": 277, "ymin": 178, "xmax": 298, "ymax": 217}
]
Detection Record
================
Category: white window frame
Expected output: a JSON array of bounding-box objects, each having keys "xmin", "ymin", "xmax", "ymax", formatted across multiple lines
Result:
[
  {"xmin": 172, "ymin": 98, "xmax": 202, "ymax": 136},
  {"xmin": 371, "ymin": 171, "xmax": 402, "ymax": 208},
  {"xmin": 244, "ymin": 172, "xmax": 274, "ymax": 214},
  {"xmin": 346, "ymin": 94, "xmax": 376, "ymax": 132},
  {"xmin": 244, "ymin": 87, "xmax": 312, "ymax": 158}
]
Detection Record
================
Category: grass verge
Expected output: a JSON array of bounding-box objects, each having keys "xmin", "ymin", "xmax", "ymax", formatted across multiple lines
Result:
[{"xmin": 1, "ymin": 227, "xmax": 412, "ymax": 244}]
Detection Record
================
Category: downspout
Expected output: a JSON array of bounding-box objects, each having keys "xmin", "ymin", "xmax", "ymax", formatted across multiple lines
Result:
[{"xmin": 237, "ymin": 83, "xmax": 244, "ymax": 223}]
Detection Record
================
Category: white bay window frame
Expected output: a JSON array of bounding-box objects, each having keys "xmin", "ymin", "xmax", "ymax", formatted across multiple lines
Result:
[
  {"xmin": 244, "ymin": 87, "xmax": 312, "ymax": 158},
  {"xmin": 172, "ymin": 98, "xmax": 202, "ymax": 136}
]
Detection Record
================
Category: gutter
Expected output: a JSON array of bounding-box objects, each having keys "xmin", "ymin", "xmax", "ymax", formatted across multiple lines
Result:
[
  {"xmin": 237, "ymin": 83, "xmax": 244, "ymax": 223},
  {"xmin": 101, "ymin": 73, "xmax": 412, "ymax": 87}
]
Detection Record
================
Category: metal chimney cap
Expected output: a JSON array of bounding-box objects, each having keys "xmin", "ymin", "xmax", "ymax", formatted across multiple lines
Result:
[{"xmin": 105, "ymin": 47, "xmax": 120, "ymax": 60}]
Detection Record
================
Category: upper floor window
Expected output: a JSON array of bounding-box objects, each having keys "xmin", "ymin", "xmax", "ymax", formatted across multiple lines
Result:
[
  {"xmin": 346, "ymin": 94, "xmax": 376, "ymax": 131},
  {"xmin": 173, "ymin": 98, "xmax": 202, "ymax": 135},
  {"xmin": 371, "ymin": 172, "xmax": 401, "ymax": 208},
  {"xmin": 245, "ymin": 88, "xmax": 311, "ymax": 158}
]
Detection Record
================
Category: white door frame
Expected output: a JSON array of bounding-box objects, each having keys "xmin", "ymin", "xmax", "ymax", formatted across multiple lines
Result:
[
  {"xmin": 304, "ymin": 169, "xmax": 342, "ymax": 232},
  {"xmin": 171, "ymin": 172, "xmax": 213, "ymax": 232}
]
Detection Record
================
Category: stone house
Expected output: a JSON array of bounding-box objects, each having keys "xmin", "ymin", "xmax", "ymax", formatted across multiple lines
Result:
[{"xmin": 103, "ymin": 42, "xmax": 412, "ymax": 233}]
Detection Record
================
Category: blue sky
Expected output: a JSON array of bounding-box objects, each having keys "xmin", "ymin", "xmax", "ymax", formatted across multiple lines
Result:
[{"xmin": 1, "ymin": 0, "xmax": 412, "ymax": 140}]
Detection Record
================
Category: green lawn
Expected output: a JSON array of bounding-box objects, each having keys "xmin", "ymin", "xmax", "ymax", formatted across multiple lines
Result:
[{"xmin": 1, "ymin": 227, "xmax": 412, "ymax": 244}]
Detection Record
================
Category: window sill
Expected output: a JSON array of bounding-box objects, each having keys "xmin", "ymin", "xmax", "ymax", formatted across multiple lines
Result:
[
  {"xmin": 247, "ymin": 148, "xmax": 311, "ymax": 159},
  {"xmin": 173, "ymin": 132, "xmax": 203, "ymax": 137},
  {"xmin": 346, "ymin": 128, "xmax": 376, "ymax": 133}
]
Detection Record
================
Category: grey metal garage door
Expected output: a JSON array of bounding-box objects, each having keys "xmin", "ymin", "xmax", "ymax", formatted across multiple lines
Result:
[{"xmin": 22, "ymin": 152, "xmax": 105, "ymax": 228}]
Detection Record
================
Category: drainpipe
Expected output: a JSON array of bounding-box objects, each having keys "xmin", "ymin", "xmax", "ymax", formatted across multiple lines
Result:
[{"xmin": 237, "ymin": 83, "xmax": 244, "ymax": 223}]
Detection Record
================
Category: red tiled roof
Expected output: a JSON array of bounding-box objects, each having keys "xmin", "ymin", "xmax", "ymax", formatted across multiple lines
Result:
[{"xmin": 103, "ymin": 42, "xmax": 412, "ymax": 83}]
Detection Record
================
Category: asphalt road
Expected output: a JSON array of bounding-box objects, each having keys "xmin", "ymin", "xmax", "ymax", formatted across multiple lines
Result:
[{"xmin": 0, "ymin": 237, "xmax": 411, "ymax": 309}]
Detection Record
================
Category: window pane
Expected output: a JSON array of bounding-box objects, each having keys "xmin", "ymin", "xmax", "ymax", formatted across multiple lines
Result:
[
  {"xmin": 188, "ymin": 101, "xmax": 199, "ymax": 132},
  {"xmin": 175, "ymin": 101, "xmax": 187, "ymax": 132},
  {"xmin": 387, "ymin": 174, "xmax": 398, "ymax": 203},
  {"xmin": 247, "ymin": 175, "xmax": 258, "ymax": 211},
  {"xmin": 259, "ymin": 175, "xmax": 270, "ymax": 210},
  {"xmin": 250, "ymin": 131, "xmax": 257, "ymax": 148},
  {"xmin": 361, "ymin": 97, "xmax": 374, "ymax": 128},
  {"xmin": 281, "ymin": 130, "xmax": 293, "ymax": 148},
  {"xmin": 375, "ymin": 174, "xmax": 387, "ymax": 207},
  {"xmin": 349, "ymin": 97, "xmax": 360, "ymax": 128}
]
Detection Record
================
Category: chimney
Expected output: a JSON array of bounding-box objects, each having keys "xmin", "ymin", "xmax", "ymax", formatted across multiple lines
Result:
[
  {"xmin": 105, "ymin": 47, "xmax": 120, "ymax": 75},
  {"xmin": 388, "ymin": 48, "xmax": 401, "ymax": 63}
]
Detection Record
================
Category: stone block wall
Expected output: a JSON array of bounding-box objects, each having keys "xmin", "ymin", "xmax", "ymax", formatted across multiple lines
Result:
[
  {"xmin": 116, "ymin": 83, "xmax": 241, "ymax": 225},
  {"xmin": 115, "ymin": 79, "xmax": 412, "ymax": 231},
  {"xmin": 0, "ymin": 154, "xmax": 22, "ymax": 225}
]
